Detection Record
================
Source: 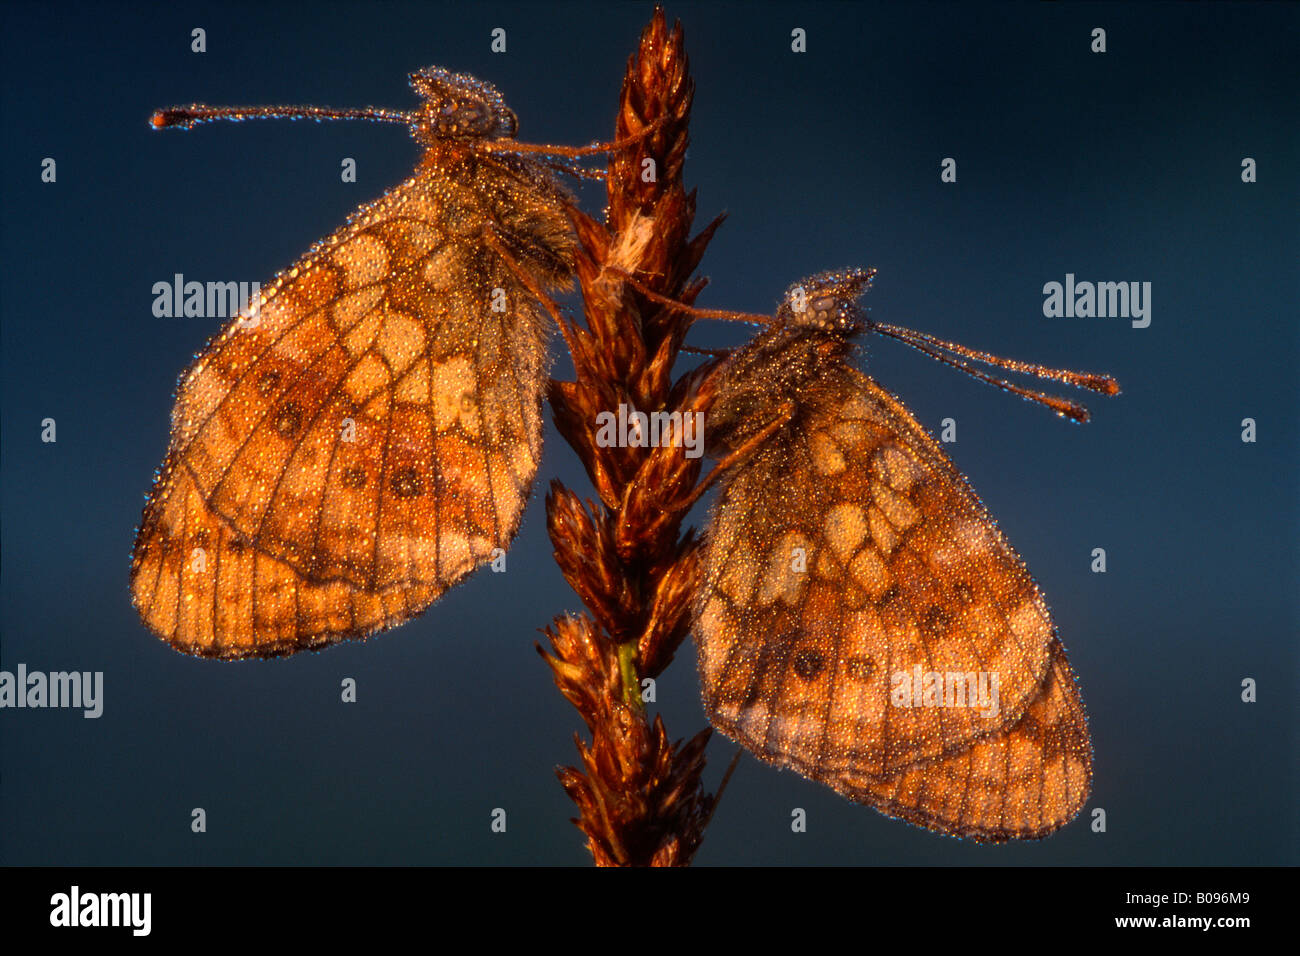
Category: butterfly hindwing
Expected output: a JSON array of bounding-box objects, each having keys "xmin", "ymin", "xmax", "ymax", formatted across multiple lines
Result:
[
  {"xmin": 692, "ymin": 272, "xmax": 1096, "ymax": 840},
  {"xmin": 697, "ymin": 367, "xmax": 1059, "ymax": 775},
  {"xmin": 841, "ymin": 637, "xmax": 1092, "ymax": 842},
  {"xmin": 131, "ymin": 461, "xmax": 445, "ymax": 658}
]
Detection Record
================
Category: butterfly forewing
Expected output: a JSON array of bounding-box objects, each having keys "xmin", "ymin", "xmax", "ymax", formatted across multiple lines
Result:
[{"xmin": 132, "ymin": 75, "xmax": 576, "ymax": 658}]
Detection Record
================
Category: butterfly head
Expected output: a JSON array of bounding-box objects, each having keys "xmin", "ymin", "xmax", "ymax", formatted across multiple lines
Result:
[
  {"xmin": 409, "ymin": 66, "xmax": 519, "ymax": 143},
  {"xmin": 774, "ymin": 268, "xmax": 877, "ymax": 334}
]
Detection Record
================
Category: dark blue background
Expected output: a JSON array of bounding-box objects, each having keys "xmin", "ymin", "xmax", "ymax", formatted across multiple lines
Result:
[{"xmin": 2, "ymin": 1, "xmax": 1295, "ymax": 865}]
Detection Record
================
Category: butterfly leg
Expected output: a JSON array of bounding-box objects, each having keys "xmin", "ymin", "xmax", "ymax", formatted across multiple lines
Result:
[
  {"xmin": 602, "ymin": 265, "xmax": 771, "ymax": 326},
  {"xmin": 480, "ymin": 116, "xmax": 668, "ymax": 160},
  {"xmin": 479, "ymin": 224, "xmax": 586, "ymax": 366},
  {"xmin": 675, "ymin": 399, "xmax": 796, "ymax": 512},
  {"xmin": 680, "ymin": 345, "xmax": 732, "ymax": 358},
  {"xmin": 543, "ymin": 159, "xmax": 607, "ymax": 182}
]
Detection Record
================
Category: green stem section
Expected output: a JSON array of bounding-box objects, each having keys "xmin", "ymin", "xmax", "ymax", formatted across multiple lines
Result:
[{"xmin": 617, "ymin": 641, "xmax": 644, "ymax": 714}]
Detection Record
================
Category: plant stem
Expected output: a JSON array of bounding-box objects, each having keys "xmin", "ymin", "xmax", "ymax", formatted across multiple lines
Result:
[{"xmin": 538, "ymin": 6, "xmax": 728, "ymax": 867}]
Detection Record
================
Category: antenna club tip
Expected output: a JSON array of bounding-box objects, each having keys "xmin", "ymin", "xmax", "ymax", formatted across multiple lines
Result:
[
  {"xmin": 1074, "ymin": 372, "xmax": 1121, "ymax": 396},
  {"xmin": 150, "ymin": 109, "xmax": 192, "ymax": 129}
]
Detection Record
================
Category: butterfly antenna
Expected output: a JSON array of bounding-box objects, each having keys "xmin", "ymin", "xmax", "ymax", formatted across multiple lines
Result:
[
  {"xmin": 150, "ymin": 104, "xmax": 417, "ymax": 129},
  {"xmin": 870, "ymin": 324, "xmax": 1114, "ymax": 423},
  {"xmin": 874, "ymin": 322, "xmax": 1120, "ymax": 395}
]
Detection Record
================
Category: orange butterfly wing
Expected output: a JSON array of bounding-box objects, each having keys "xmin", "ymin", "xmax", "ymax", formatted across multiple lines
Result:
[
  {"xmin": 844, "ymin": 638, "xmax": 1091, "ymax": 841},
  {"xmin": 132, "ymin": 153, "xmax": 574, "ymax": 657},
  {"xmin": 695, "ymin": 367, "xmax": 1091, "ymax": 838}
]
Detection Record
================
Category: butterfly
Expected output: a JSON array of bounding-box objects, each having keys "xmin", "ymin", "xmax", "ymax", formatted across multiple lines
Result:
[
  {"xmin": 131, "ymin": 66, "xmax": 615, "ymax": 659},
  {"xmin": 692, "ymin": 268, "xmax": 1118, "ymax": 841}
]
